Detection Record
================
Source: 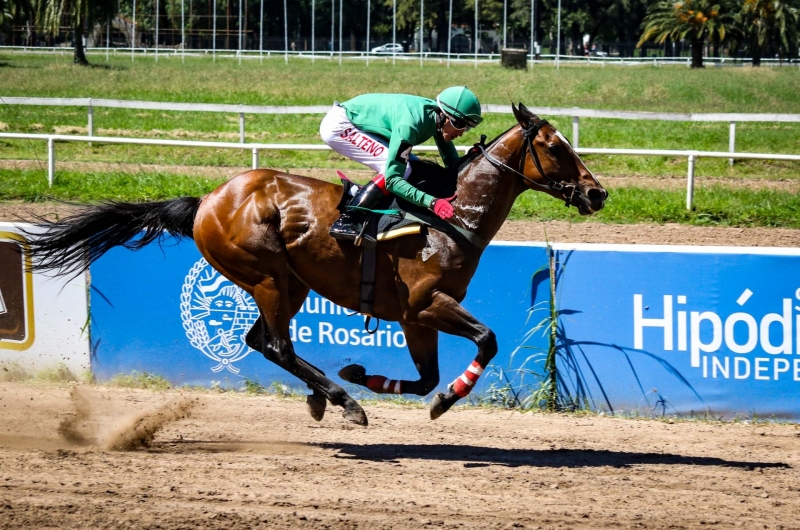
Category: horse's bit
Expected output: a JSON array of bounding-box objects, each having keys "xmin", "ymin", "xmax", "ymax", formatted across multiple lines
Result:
[{"xmin": 474, "ymin": 118, "xmax": 588, "ymax": 209}]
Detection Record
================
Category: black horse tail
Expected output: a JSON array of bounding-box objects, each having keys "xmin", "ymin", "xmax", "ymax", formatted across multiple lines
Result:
[{"xmin": 24, "ymin": 197, "xmax": 202, "ymax": 278}]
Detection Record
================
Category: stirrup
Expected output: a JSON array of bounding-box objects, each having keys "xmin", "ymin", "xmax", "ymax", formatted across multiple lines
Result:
[
  {"xmin": 329, "ymin": 217, "xmax": 375, "ymax": 245},
  {"xmin": 353, "ymin": 220, "xmax": 376, "ymax": 247},
  {"xmin": 329, "ymin": 223, "xmax": 361, "ymax": 241}
]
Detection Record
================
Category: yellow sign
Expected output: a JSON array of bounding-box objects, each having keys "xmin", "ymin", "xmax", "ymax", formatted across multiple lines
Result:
[{"xmin": 0, "ymin": 232, "xmax": 35, "ymax": 350}]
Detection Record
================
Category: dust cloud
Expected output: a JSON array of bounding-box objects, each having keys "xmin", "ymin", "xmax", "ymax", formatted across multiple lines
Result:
[
  {"xmin": 57, "ymin": 386, "xmax": 200, "ymax": 451},
  {"xmin": 102, "ymin": 397, "xmax": 197, "ymax": 450}
]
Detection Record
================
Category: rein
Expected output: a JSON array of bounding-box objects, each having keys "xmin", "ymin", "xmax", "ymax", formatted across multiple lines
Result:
[{"xmin": 474, "ymin": 118, "xmax": 585, "ymax": 209}]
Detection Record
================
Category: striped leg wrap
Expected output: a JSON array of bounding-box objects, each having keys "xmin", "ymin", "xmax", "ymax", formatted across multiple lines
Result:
[
  {"xmin": 366, "ymin": 375, "xmax": 403, "ymax": 394},
  {"xmin": 451, "ymin": 361, "xmax": 484, "ymax": 398}
]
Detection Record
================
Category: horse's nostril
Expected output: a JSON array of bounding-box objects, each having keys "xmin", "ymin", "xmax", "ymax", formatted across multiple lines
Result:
[{"xmin": 588, "ymin": 188, "xmax": 607, "ymax": 203}]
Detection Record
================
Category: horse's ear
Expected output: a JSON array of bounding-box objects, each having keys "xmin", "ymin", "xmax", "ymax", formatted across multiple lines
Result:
[
  {"xmin": 518, "ymin": 102, "xmax": 534, "ymax": 117},
  {"xmin": 511, "ymin": 102, "xmax": 529, "ymax": 128}
]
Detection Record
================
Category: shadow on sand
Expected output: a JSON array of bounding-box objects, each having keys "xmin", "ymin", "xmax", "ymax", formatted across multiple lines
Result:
[{"xmin": 318, "ymin": 442, "xmax": 790, "ymax": 470}]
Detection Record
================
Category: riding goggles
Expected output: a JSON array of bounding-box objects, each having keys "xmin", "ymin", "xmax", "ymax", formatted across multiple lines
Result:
[{"xmin": 448, "ymin": 115, "xmax": 473, "ymax": 132}]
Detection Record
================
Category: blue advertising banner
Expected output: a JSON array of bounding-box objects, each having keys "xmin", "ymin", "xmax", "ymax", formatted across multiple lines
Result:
[
  {"xmin": 90, "ymin": 238, "xmax": 800, "ymax": 420},
  {"xmin": 554, "ymin": 245, "xmax": 800, "ymax": 420},
  {"xmin": 89, "ymin": 239, "xmax": 550, "ymax": 396}
]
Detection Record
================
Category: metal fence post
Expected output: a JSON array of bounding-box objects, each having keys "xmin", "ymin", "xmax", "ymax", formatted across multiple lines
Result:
[
  {"xmin": 47, "ymin": 137, "xmax": 55, "ymax": 188},
  {"xmin": 686, "ymin": 153, "xmax": 696, "ymax": 210},
  {"xmin": 252, "ymin": 148, "xmax": 259, "ymax": 169},
  {"xmin": 239, "ymin": 109, "xmax": 245, "ymax": 143},
  {"xmin": 572, "ymin": 113, "xmax": 580, "ymax": 148},
  {"xmin": 729, "ymin": 121, "xmax": 736, "ymax": 166}
]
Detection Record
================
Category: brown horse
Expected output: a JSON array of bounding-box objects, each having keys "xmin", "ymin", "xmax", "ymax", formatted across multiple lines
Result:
[{"xmin": 26, "ymin": 103, "xmax": 606, "ymax": 426}]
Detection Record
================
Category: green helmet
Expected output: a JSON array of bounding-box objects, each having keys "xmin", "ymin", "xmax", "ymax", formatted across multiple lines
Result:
[{"xmin": 436, "ymin": 86, "xmax": 483, "ymax": 129}]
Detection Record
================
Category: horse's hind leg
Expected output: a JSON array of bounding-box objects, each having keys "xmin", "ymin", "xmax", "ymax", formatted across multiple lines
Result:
[
  {"xmin": 339, "ymin": 322, "xmax": 440, "ymax": 396},
  {"xmin": 284, "ymin": 272, "xmax": 326, "ymax": 421},
  {"xmin": 245, "ymin": 319, "xmax": 326, "ymax": 421},
  {"xmin": 246, "ymin": 276, "xmax": 368, "ymax": 426}
]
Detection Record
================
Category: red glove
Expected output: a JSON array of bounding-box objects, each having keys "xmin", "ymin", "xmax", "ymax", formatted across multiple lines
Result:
[{"xmin": 431, "ymin": 195, "xmax": 457, "ymax": 220}]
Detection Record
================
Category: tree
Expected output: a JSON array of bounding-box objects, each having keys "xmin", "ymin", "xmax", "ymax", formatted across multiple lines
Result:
[
  {"xmin": 638, "ymin": 0, "xmax": 732, "ymax": 67},
  {"xmin": 385, "ymin": 0, "xmax": 480, "ymax": 52},
  {"xmin": 596, "ymin": 0, "xmax": 649, "ymax": 56},
  {"xmin": 0, "ymin": 0, "xmax": 12, "ymax": 42},
  {"xmin": 35, "ymin": 0, "xmax": 115, "ymax": 64},
  {"xmin": 738, "ymin": 0, "xmax": 799, "ymax": 65},
  {"xmin": 2, "ymin": 0, "xmax": 38, "ymax": 46}
]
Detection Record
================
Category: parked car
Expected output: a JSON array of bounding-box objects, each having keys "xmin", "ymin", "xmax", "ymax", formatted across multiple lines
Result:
[{"xmin": 370, "ymin": 43, "xmax": 404, "ymax": 54}]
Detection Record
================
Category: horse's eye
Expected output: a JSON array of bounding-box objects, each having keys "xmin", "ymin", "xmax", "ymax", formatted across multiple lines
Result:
[{"xmin": 548, "ymin": 143, "xmax": 562, "ymax": 156}]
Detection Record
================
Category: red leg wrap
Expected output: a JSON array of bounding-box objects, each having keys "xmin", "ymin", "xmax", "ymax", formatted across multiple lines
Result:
[
  {"xmin": 366, "ymin": 376, "xmax": 402, "ymax": 394},
  {"xmin": 451, "ymin": 361, "xmax": 484, "ymax": 398},
  {"xmin": 366, "ymin": 376, "xmax": 387, "ymax": 392}
]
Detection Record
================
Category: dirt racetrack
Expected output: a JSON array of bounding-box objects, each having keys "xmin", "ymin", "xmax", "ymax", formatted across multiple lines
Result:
[{"xmin": 1, "ymin": 383, "xmax": 799, "ymax": 529}]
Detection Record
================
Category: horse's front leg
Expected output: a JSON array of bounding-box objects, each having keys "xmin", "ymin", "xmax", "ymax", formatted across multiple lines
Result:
[
  {"xmin": 413, "ymin": 291, "xmax": 497, "ymax": 420},
  {"xmin": 339, "ymin": 322, "xmax": 440, "ymax": 396}
]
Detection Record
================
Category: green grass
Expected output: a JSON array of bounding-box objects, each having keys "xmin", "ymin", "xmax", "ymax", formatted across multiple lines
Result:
[
  {"xmin": 107, "ymin": 370, "xmax": 173, "ymax": 390},
  {"xmin": 2, "ymin": 52, "xmax": 800, "ymax": 112},
  {"xmin": 1, "ymin": 168, "xmax": 228, "ymax": 201},
  {"xmin": 0, "ymin": 361, "xmax": 87, "ymax": 382},
  {"xmin": 357, "ymin": 394, "xmax": 426, "ymax": 407},
  {"xmin": 511, "ymin": 185, "xmax": 800, "ymax": 227},
  {"xmin": 1, "ymin": 118, "xmax": 798, "ymax": 180},
  {"xmin": 1, "ymin": 54, "xmax": 799, "ymax": 166},
  {"xmin": 1, "ymin": 53, "xmax": 799, "ymax": 226},
  {"xmin": 2, "ymin": 167, "xmax": 798, "ymax": 227}
]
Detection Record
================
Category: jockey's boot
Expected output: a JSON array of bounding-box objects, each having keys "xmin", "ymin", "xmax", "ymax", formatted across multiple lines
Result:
[{"xmin": 329, "ymin": 181, "xmax": 385, "ymax": 242}]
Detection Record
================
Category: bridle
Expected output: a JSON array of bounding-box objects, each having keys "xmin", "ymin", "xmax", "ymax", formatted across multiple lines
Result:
[{"xmin": 474, "ymin": 117, "xmax": 589, "ymax": 209}]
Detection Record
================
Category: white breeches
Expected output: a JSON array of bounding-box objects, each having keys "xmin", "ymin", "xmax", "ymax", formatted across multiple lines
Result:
[{"xmin": 319, "ymin": 104, "xmax": 412, "ymax": 180}]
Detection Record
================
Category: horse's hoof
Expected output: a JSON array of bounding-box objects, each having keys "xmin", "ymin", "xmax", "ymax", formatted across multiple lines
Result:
[
  {"xmin": 430, "ymin": 392, "xmax": 458, "ymax": 420},
  {"xmin": 342, "ymin": 404, "xmax": 369, "ymax": 426},
  {"xmin": 306, "ymin": 393, "xmax": 327, "ymax": 421},
  {"xmin": 338, "ymin": 364, "xmax": 367, "ymax": 385}
]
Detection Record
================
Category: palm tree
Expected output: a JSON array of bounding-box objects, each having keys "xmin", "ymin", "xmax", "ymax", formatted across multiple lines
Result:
[
  {"xmin": 738, "ymin": 0, "xmax": 799, "ymax": 65},
  {"xmin": 638, "ymin": 0, "xmax": 733, "ymax": 67},
  {"xmin": 35, "ymin": 0, "xmax": 115, "ymax": 64}
]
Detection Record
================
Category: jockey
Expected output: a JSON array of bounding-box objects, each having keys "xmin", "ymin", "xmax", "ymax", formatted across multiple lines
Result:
[{"xmin": 319, "ymin": 86, "xmax": 483, "ymax": 242}]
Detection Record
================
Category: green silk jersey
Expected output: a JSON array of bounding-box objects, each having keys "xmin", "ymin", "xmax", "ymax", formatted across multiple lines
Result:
[{"xmin": 341, "ymin": 93, "xmax": 460, "ymax": 208}]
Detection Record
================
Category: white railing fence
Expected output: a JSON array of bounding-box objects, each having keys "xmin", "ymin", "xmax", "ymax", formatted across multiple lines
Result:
[
  {"xmin": 1, "ymin": 96, "xmax": 331, "ymax": 144},
  {"xmin": 4, "ymin": 97, "xmax": 800, "ymax": 164},
  {"xmin": 2, "ymin": 131, "xmax": 799, "ymax": 210}
]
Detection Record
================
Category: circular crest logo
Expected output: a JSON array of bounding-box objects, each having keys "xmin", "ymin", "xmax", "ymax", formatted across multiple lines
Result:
[{"xmin": 180, "ymin": 258, "xmax": 259, "ymax": 373}]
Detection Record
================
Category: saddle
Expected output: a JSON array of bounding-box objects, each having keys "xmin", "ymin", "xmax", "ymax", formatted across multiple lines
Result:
[
  {"xmin": 334, "ymin": 160, "xmax": 471, "ymax": 322},
  {"xmin": 336, "ymin": 161, "xmax": 460, "ymax": 243}
]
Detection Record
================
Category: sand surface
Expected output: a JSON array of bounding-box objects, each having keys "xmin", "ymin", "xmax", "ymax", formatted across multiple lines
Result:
[{"xmin": 1, "ymin": 383, "xmax": 798, "ymax": 529}]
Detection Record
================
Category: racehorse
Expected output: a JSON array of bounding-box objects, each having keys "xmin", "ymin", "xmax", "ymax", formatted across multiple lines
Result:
[{"xmin": 26, "ymin": 103, "xmax": 606, "ymax": 426}]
